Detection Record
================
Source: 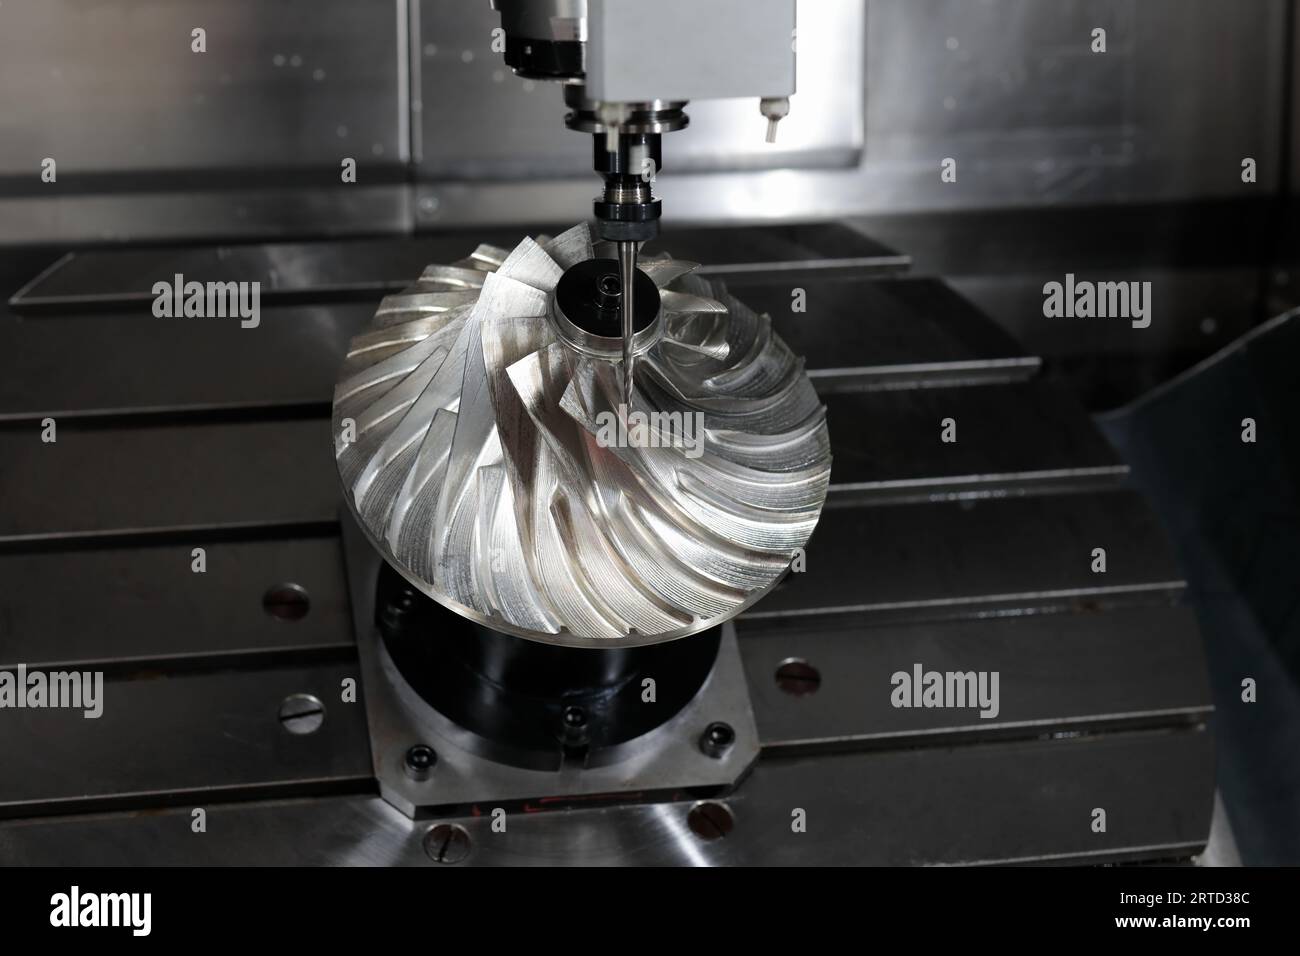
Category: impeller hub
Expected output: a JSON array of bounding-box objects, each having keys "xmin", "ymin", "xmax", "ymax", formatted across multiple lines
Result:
[{"xmin": 551, "ymin": 257, "xmax": 662, "ymax": 361}]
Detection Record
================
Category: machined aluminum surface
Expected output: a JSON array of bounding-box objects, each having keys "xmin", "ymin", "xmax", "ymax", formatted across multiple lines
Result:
[{"xmin": 332, "ymin": 224, "xmax": 831, "ymax": 645}]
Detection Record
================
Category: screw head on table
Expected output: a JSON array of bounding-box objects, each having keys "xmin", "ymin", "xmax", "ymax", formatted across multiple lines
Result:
[
  {"xmin": 404, "ymin": 743, "xmax": 437, "ymax": 780},
  {"xmin": 699, "ymin": 721, "xmax": 735, "ymax": 758},
  {"xmin": 423, "ymin": 823, "xmax": 471, "ymax": 864},
  {"xmin": 277, "ymin": 694, "xmax": 325, "ymax": 735}
]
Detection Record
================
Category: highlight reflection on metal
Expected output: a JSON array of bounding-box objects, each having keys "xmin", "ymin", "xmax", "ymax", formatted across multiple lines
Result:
[{"xmin": 332, "ymin": 223, "xmax": 830, "ymax": 645}]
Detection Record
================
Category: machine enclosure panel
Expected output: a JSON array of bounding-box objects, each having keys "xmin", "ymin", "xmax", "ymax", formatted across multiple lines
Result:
[{"xmin": 587, "ymin": 0, "xmax": 797, "ymax": 103}]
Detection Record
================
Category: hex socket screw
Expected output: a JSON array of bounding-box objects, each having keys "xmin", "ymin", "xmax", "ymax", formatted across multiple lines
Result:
[
  {"xmin": 404, "ymin": 743, "xmax": 437, "ymax": 780},
  {"xmin": 699, "ymin": 722, "xmax": 736, "ymax": 758}
]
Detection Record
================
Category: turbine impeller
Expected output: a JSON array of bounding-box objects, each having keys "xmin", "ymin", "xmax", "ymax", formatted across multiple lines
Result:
[{"xmin": 333, "ymin": 224, "xmax": 831, "ymax": 645}]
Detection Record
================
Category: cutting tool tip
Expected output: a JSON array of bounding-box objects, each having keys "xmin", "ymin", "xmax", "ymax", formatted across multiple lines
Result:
[{"xmin": 618, "ymin": 240, "xmax": 637, "ymax": 407}]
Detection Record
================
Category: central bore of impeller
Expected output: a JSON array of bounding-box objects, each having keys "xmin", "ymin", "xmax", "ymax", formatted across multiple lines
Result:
[{"xmin": 596, "ymin": 272, "xmax": 623, "ymax": 310}]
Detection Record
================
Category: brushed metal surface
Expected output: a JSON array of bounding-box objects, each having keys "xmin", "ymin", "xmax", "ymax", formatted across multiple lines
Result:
[
  {"xmin": 0, "ymin": 536, "xmax": 354, "ymax": 670},
  {"xmin": 0, "ymin": 0, "xmax": 405, "ymax": 176},
  {"xmin": 740, "ymin": 604, "xmax": 1212, "ymax": 749},
  {"xmin": 0, "ymin": 418, "xmax": 339, "ymax": 541},
  {"xmin": 758, "ymin": 489, "xmax": 1186, "ymax": 621},
  {"xmin": 0, "ymin": 662, "xmax": 373, "ymax": 815},
  {"xmin": 0, "ymin": 730, "xmax": 1214, "ymax": 865}
]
